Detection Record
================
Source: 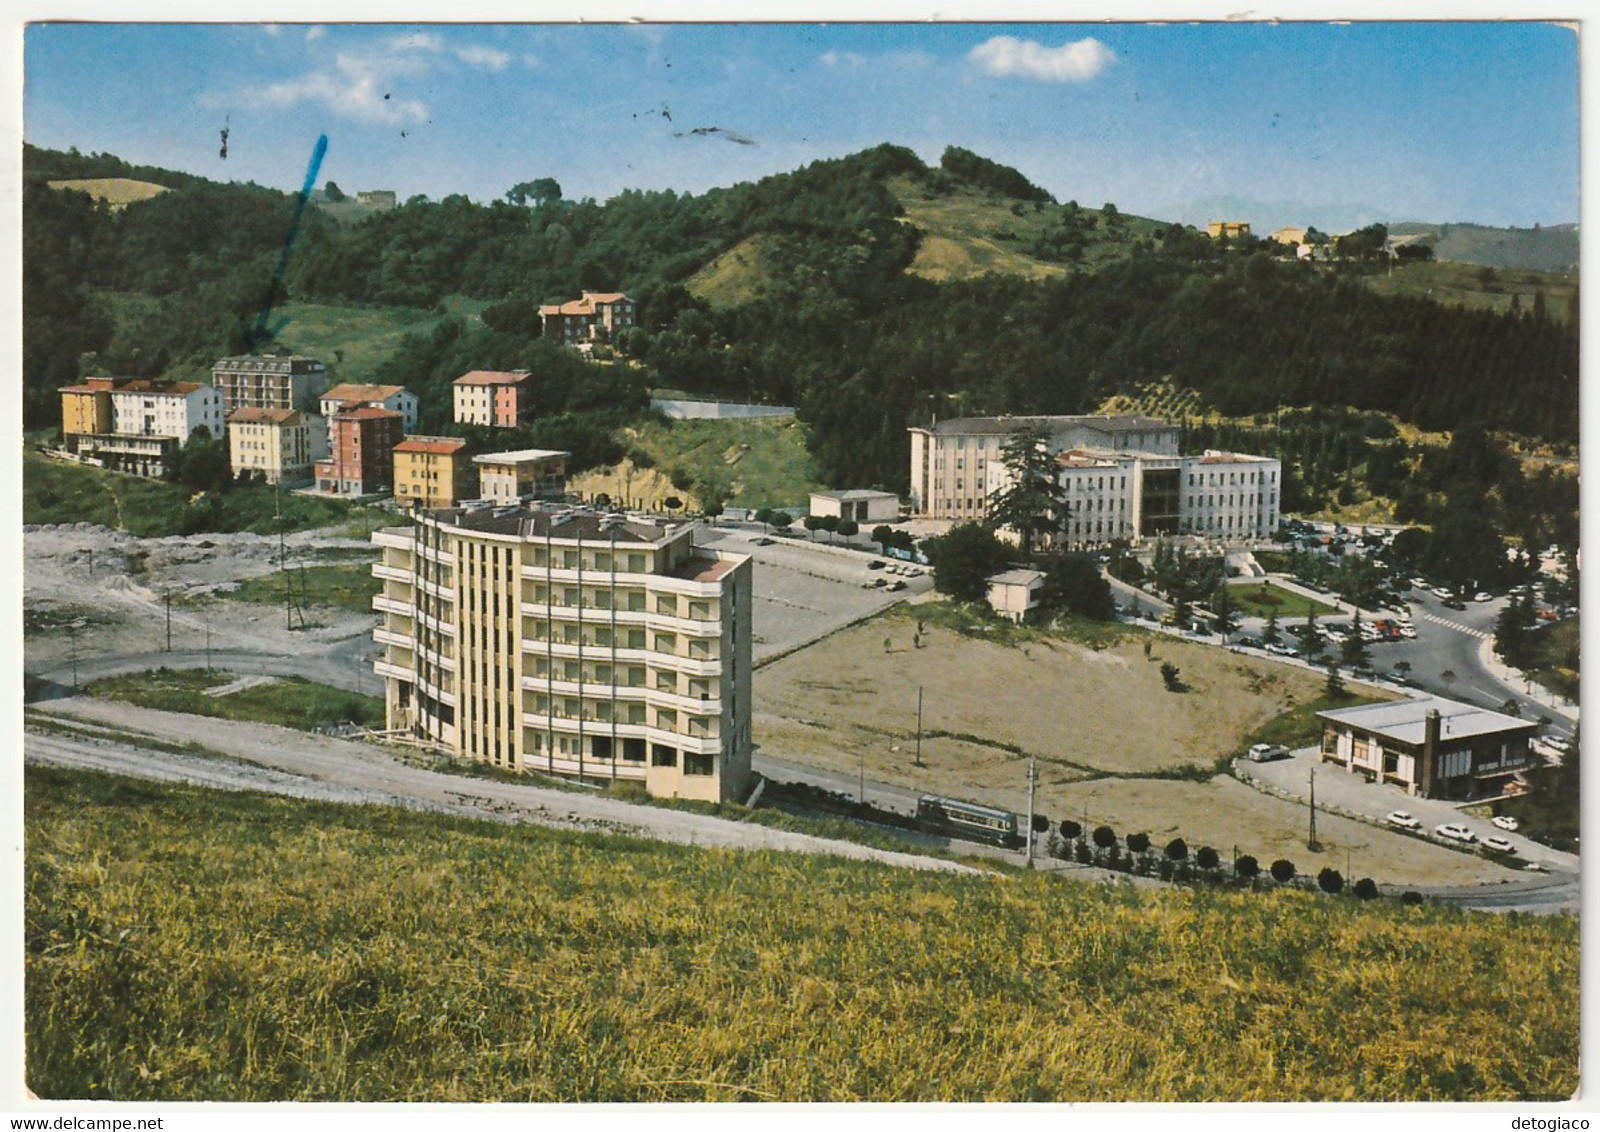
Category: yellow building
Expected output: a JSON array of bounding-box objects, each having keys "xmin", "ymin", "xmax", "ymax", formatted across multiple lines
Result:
[
  {"xmin": 1271, "ymin": 225, "xmax": 1308, "ymax": 245},
  {"xmin": 371, "ymin": 504, "xmax": 753, "ymax": 802},
  {"xmin": 227, "ymin": 407, "xmax": 327, "ymax": 485},
  {"xmin": 1206, "ymin": 220, "xmax": 1252, "ymax": 239},
  {"xmin": 473, "ymin": 448, "xmax": 569, "ymax": 504},
  {"xmin": 60, "ymin": 379, "xmax": 114, "ymax": 437},
  {"xmin": 393, "ymin": 436, "xmax": 473, "ymax": 509}
]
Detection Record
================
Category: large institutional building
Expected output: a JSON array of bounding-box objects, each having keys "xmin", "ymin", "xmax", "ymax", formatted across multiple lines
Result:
[
  {"xmin": 908, "ymin": 414, "xmax": 1281, "ymax": 543},
  {"xmin": 371, "ymin": 504, "xmax": 753, "ymax": 802}
]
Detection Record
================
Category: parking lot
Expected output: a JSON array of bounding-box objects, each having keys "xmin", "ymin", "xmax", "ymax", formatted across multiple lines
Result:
[{"xmin": 697, "ymin": 527, "xmax": 933, "ymax": 662}]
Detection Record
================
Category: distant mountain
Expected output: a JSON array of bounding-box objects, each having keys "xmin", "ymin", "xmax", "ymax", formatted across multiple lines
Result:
[{"xmin": 1388, "ymin": 221, "xmax": 1578, "ymax": 273}]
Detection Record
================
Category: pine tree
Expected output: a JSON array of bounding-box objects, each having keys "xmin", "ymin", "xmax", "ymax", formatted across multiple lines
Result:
[
  {"xmin": 1262, "ymin": 607, "xmax": 1281, "ymax": 646},
  {"xmin": 986, "ymin": 427, "xmax": 1068, "ymax": 556}
]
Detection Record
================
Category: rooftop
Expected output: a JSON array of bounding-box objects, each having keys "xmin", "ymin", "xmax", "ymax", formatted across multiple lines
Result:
[
  {"xmin": 424, "ymin": 503, "xmax": 685, "ymax": 545},
  {"xmin": 324, "ymin": 383, "xmax": 408, "ymax": 403},
  {"xmin": 988, "ymin": 569, "xmax": 1046, "ymax": 587},
  {"xmin": 227, "ymin": 407, "xmax": 301, "ymax": 425},
  {"xmin": 1317, "ymin": 695, "xmax": 1538, "ymax": 746},
  {"xmin": 473, "ymin": 448, "xmax": 571, "ymax": 466},
  {"xmin": 453, "ymin": 369, "xmax": 531, "ymax": 387},
  {"xmin": 539, "ymin": 291, "xmax": 630, "ymax": 316},
  {"xmin": 333, "ymin": 406, "xmax": 404, "ymax": 422},
  {"xmin": 113, "ymin": 379, "xmax": 208, "ymax": 396},
  {"xmin": 667, "ymin": 555, "xmax": 740, "ymax": 583},
  {"xmin": 213, "ymin": 354, "xmax": 325, "ymax": 372},
  {"xmin": 394, "ymin": 436, "xmax": 468, "ymax": 456},
  {"xmin": 811, "ymin": 489, "xmax": 898, "ymax": 502},
  {"xmin": 916, "ymin": 414, "xmax": 1174, "ymax": 437}
]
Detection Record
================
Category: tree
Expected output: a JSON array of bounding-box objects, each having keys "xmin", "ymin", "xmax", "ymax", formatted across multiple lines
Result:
[
  {"xmin": 836, "ymin": 518, "xmax": 859, "ymax": 540},
  {"xmin": 1353, "ymin": 877, "xmax": 1379, "ymax": 901},
  {"xmin": 1262, "ymin": 607, "xmax": 1281, "ymax": 646},
  {"xmin": 1235, "ymin": 854, "xmax": 1260, "ymax": 880},
  {"xmin": 1092, "ymin": 825, "xmax": 1118, "ymax": 851},
  {"xmin": 1270, "ymin": 859, "xmax": 1296, "ymax": 883},
  {"xmin": 770, "ymin": 512, "xmax": 794, "ymax": 533},
  {"xmin": 1160, "ymin": 661, "xmax": 1183, "ymax": 692},
  {"xmin": 803, "ymin": 515, "xmax": 824, "ymax": 540},
  {"xmin": 702, "ymin": 500, "xmax": 724, "ymax": 520},
  {"xmin": 1036, "ymin": 553, "xmax": 1116, "ymax": 621},
  {"xmin": 663, "ymin": 496, "xmax": 683, "ymax": 513},
  {"xmin": 924, "ymin": 523, "xmax": 1010, "ymax": 605},
  {"xmin": 872, "ymin": 524, "xmax": 895, "ymax": 552},
  {"xmin": 986, "ymin": 427, "xmax": 1067, "ymax": 555},
  {"xmin": 1301, "ymin": 608, "xmax": 1320, "ymax": 657},
  {"xmin": 1059, "ymin": 819, "xmax": 1082, "ymax": 841},
  {"xmin": 1325, "ymin": 659, "xmax": 1346, "ymax": 699},
  {"xmin": 506, "ymin": 177, "xmax": 562, "ymax": 207},
  {"xmin": 323, "ymin": 180, "xmax": 346, "ymax": 202},
  {"xmin": 1031, "ymin": 813, "xmax": 1050, "ymax": 835},
  {"xmin": 1341, "ymin": 615, "xmax": 1370, "ymax": 669},
  {"xmin": 1195, "ymin": 846, "xmax": 1220, "ymax": 870},
  {"xmin": 1164, "ymin": 837, "xmax": 1188, "ymax": 861},
  {"xmin": 1317, "ymin": 867, "xmax": 1345, "ymax": 895},
  {"xmin": 1212, "ymin": 583, "xmax": 1238, "ymax": 640}
]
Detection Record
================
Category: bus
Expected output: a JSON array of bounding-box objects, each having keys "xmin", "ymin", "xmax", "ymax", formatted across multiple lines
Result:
[{"xmin": 916, "ymin": 794, "xmax": 1021, "ymax": 848}]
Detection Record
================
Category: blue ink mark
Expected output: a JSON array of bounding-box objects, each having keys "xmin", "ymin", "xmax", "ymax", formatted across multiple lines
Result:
[{"xmin": 245, "ymin": 133, "xmax": 327, "ymax": 352}]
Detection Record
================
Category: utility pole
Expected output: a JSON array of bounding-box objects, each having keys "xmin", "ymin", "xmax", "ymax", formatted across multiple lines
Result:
[
  {"xmin": 1026, "ymin": 757, "xmax": 1037, "ymax": 866},
  {"xmin": 281, "ymin": 519, "xmax": 290, "ymax": 631},
  {"xmin": 164, "ymin": 588, "xmax": 172, "ymax": 652},
  {"xmin": 858, "ymin": 747, "xmax": 865, "ymax": 806},
  {"xmin": 1308, "ymin": 766, "xmax": 1320, "ymax": 852},
  {"xmin": 69, "ymin": 620, "xmax": 81, "ymax": 689},
  {"xmin": 914, "ymin": 685, "xmax": 924, "ymax": 768},
  {"xmin": 205, "ymin": 615, "xmax": 212, "ymax": 672}
]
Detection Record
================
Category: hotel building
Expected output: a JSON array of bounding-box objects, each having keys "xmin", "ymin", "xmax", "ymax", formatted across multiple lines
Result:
[{"xmin": 371, "ymin": 504, "xmax": 753, "ymax": 802}]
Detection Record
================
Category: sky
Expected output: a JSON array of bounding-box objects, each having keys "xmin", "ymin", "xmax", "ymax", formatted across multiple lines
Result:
[{"xmin": 21, "ymin": 20, "xmax": 1581, "ymax": 231}]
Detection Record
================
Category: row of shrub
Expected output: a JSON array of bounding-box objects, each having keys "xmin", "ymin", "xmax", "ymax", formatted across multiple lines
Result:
[{"xmin": 1045, "ymin": 819, "xmax": 1418, "ymax": 903}]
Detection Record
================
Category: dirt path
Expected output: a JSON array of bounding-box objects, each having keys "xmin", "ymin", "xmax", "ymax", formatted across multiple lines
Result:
[{"xmin": 25, "ymin": 699, "xmax": 976, "ymax": 874}]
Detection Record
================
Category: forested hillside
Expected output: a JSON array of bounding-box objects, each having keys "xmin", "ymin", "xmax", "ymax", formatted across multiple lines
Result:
[{"xmin": 24, "ymin": 141, "xmax": 1579, "ymax": 497}]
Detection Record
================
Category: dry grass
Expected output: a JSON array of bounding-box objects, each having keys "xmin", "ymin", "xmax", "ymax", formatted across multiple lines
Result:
[
  {"xmin": 26, "ymin": 764, "xmax": 1578, "ymax": 1102},
  {"xmin": 48, "ymin": 178, "xmax": 169, "ymax": 209}
]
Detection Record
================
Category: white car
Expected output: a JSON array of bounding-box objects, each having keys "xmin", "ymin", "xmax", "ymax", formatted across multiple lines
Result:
[
  {"xmin": 1435, "ymin": 823, "xmax": 1477, "ymax": 844},
  {"xmin": 1431, "ymin": 587, "xmax": 1453, "ymax": 599},
  {"xmin": 1543, "ymin": 736, "xmax": 1573, "ymax": 755},
  {"xmin": 1474, "ymin": 591, "xmax": 1494, "ymax": 603},
  {"xmin": 1247, "ymin": 743, "xmax": 1290, "ymax": 763},
  {"xmin": 1492, "ymin": 815, "xmax": 1519, "ymax": 832},
  {"xmin": 1386, "ymin": 810, "xmax": 1422, "ymax": 830},
  {"xmin": 1483, "ymin": 835, "xmax": 1517, "ymax": 854}
]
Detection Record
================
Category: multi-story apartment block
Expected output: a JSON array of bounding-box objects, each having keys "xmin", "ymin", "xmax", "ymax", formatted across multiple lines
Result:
[
  {"xmin": 539, "ymin": 291, "xmax": 635, "ymax": 348},
  {"xmin": 911, "ymin": 416, "xmax": 1279, "ymax": 543},
  {"xmin": 320, "ymin": 383, "xmax": 419, "ymax": 432},
  {"xmin": 227, "ymin": 407, "xmax": 329, "ymax": 485},
  {"xmin": 59, "ymin": 377, "xmax": 225, "ymax": 478},
  {"xmin": 473, "ymin": 449, "xmax": 570, "ymax": 504},
  {"xmin": 314, "ymin": 405, "xmax": 404, "ymax": 496},
  {"xmin": 453, "ymin": 370, "xmax": 533, "ymax": 428},
  {"xmin": 393, "ymin": 436, "xmax": 473, "ymax": 509},
  {"xmin": 370, "ymin": 504, "xmax": 753, "ymax": 802},
  {"xmin": 211, "ymin": 354, "xmax": 328, "ymax": 414}
]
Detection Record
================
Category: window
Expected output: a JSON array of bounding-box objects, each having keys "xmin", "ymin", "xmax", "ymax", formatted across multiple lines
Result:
[
  {"xmin": 684, "ymin": 752, "xmax": 715, "ymax": 776},
  {"xmin": 651, "ymin": 744, "xmax": 678, "ymax": 768}
]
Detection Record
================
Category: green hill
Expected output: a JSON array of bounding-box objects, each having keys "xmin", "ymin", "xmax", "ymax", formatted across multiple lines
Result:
[
  {"xmin": 26, "ymin": 765, "xmax": 1579, "ymax": 1102},
  {"xmin": 1389, "ymin": 220, "xmax": 1578, "ymax": 272}
]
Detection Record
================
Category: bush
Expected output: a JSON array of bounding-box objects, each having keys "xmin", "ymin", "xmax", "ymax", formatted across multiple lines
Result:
[
  {"xmin": 1059, "ymin": 819, "xmax": 1082, "ymax": 841},
  {"xmin": 1126, "ymin": 831, "xmax": 1150, "ymax": 855},
  {"xmin": 1196, "ymin": 846, "xmax": 1220, "ymax": 870},
  {"xmin": 1074, "ymin": 841, "xmax": 1093, "ymax": 865},
  {"xmin": 1164, "ymin": 837, "xmax": 1188, "ymax": 862},
  {"xmin": 1401, "ymin": 890, "xmax": 1424, "ymax": 906},
  {"xmin": 1031, "ymin": 814, "xmax": 1050, "ymax": 835},
  {"xmin": 1270, "ymin": 859, "xmax": 1296, "ymax": 883},
  {"xmin": 1092, "ymin": 825, "xmax": 1117, "ymax": 850},
  {"xmin": 1353, "ymin": 877, "xmax": 1380, "ymax": 901},
  {"xmin": 1160, "ymin": 661, "xmax": 1183, "ymax": 691},
  {"xmin": 1235, "ymin": 854, "xmax": 1260, "ymax": 879},
  {"xmin": 1317, "ymin": 867, "xmax": 1345, "ymax": 895}
]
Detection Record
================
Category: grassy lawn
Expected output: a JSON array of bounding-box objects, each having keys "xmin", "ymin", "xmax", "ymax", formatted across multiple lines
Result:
[
  {"xmin": 1242, "ymin": 688, "xmax": 1396, "ymax": 755},
  {"xmin": 26, "ymin": 764, "xmax": 1578, "ymax": 1101},
  {"xmin": 611, "ymin": 415, "xmax": 822, "ymax": 509},
  {"xmin": 1229, "ymin": 582, "xmax": 1339, "ymax": 620},
  {"xmin": 1520, "ymin": 616, "xmax": 1579, "ymax": 703},
  {"xmin": 1360, "ymin": 260, "xmax": 1577, "ymax": 326},
  {"xmin": 221, "ymin": 562, "xmax": 379, "ymax": 615},
  {"xmin": 86, "ymin": 668, "xmax": 382, "ymax": 731},
  {"xmin": 23, "ymin": 445, "xmax": 380, "ymax": 537}
]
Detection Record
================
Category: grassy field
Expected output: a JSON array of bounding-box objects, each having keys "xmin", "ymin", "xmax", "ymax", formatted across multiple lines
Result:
[
  {"xmin": 1520, "ymin": 616, "xmax": 1579, "ymax": 702},
  {"xmin": 575, "ymin": 415, "xmax": 822, "ymax": 510},
  {"xmin": 48, "ymin": 178, "xmax": 169, "ymax": 209},
  {"xmin": 23, "ymin": 445, "xmax": 376, "ymax": 537},
  {"xmin": 86, "ymin": 669, "xmax": 382, "ymax": 731},
  {"xmin": 25, "ymin": 764, "xmax": 1577, "ymax": 1102},
  {"xmin": 1360, "ymin": 260, "xmax": 1577, "ymax": 325},
  {"xmin": 686, "ymin": 234, "xmax": 780, "ymax": 308},
  {"xmin": 221, "ymin": 562, "xmax": 379, "ymax": 615},
  {"xmin": 1229, "ymin": 582, "xmax": 1340, "ymax": 620}
]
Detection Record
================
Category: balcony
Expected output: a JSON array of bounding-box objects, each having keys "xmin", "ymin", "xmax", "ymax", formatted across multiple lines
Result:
[
  {"xmin": 372, "ymin": 562, "xmax": 412, "ymax": 584},
  {"xmin": 373, "ymin": 594, "xmax": 413, "ymax": 616},
  {"xmin": 373, "ymin": 625, "xmax": 412, "ymax": 649},
  {"xmin": 374, "ymin": 658, "xmax": 415, "ymax": 682}
]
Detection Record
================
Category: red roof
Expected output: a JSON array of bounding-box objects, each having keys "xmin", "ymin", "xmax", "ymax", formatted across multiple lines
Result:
[
  {"xmin": 323, "ymin": 383, "xmax": 407, "ymax": 403},
  {"xmin": 538, "ymin": 291, "xmax": 630, "ymax": 316},
  {"xmin": 394, "ymin": 436, "xmax": 468, "ymax": 456},
  {"xmin": 334, "ymin": 406, "xmax": 404, "ymax": 422},
  {"xmin": 453, "ymin": 370, "xmax": 530, "ymax": 387},
  {"xmin": 113, "ymin": 379, "xmax": 208, "ymax": 396},
  {"xmin": 228, "ymin": 408, "xmax": 301, "ymax": 425}
]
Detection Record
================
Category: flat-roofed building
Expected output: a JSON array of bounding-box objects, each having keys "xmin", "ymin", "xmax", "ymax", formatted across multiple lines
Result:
[
  {"xmin": 473, "ymin": 448, "xmax": 570, "ymax": 504},
  {"xmin": 809, "ymin": 489, "xmax": 900, "ymax": 525},
  {"xmin": 987, "ymin": 568, "xmax": 1045, "ymax": 623},
  {"xmin": 371, "ymin": 504, "xmax": 753, "ymax": 802},
  {"xmin": 394, "ymin": 435, "xmax": 473, "ymax": 509},
  {"xmin": 227, "ymin": 407, "xmax": 328, "ymax": 485},
  {"xmin": 453, "ymin": 370, "xmax": 533, "ymax": 428},
  {"xmin": 211, "ymin": 354, "xmax": 328, "ymax": 414},
  {"xmin": 320, "ymin": 383, "xmax": 419, "ymax": 432},
  {"xmin": 314, "ymin": 405, "xmax": 404, "ymax": 496},
  {"xmin": 59, "ymin": 377, "xmax": 225, "ymax": 478},
  {"xmin": 1317, "ymin": 695, "xmax": 1539, "ymax": 800}
]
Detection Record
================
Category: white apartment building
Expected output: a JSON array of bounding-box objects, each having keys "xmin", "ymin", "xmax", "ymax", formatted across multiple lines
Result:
[
  {"xmin": 227, "ymin": 408, "xmax": 330, "ymax": 485},
  {"xmin": 371, "ymin": 504, "xmax": 753, "ymax": 803},
  {"xmin": 109, "ymin": 380, "xmax": 225, "ymax": 444}
]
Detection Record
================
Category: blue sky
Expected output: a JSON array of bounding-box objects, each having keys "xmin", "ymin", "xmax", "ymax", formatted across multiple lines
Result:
[{"xmin": 23, "ymin": 21, "xmax": 1580, "ymax": 229}]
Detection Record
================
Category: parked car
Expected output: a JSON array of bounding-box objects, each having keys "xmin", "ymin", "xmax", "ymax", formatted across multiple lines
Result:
[
  {"xmin": 1542, "ymin": 736, "xmax": 1573, "ymax": 755},
  {"xmin": 1492, "ymin": 815, "xmax": 1520, "ymax": 832},
  {"xmin": 1483, "ymin": 835, "xmax": 1517, "ymax": 854},
  {"xmin": 1266, "ymin": 643, "xmax": 1297, "ymax": 657},
  {"xmin": 1386, "ymin": 810, "xmax": 1421, "ymax": 830},
  {"xmin": 754, "ymin": 537, "xmax": 775, "ymax": 547},
  {"xmin": 1247, "ymin": 743, "xmax": 1290, "ymax": 763},
  {"xmin": 1431, "ymin": 586, "xmax": 1453, "ymax": 599},
  {"xmin": 1435, "ymin": 823, "xmax": 1477, "ymax": 843},
  {"xmin": 1410, "ymin": 577, "xmax": 1429, "ymax": 588},
  {"xmin": 1442, "ymin": 597, "xmax": 1467, "ymax": 611},
  {"xmin": 1474, "ymin": 591, "xmax": 1494, "ymax": 602},
  {"xmin": 886, "ymin": 580, "xmax": 907, "ymax": 592},
  {"xmin": 867, "ymin": 560, "xmax": 886, "ymax": 570}
]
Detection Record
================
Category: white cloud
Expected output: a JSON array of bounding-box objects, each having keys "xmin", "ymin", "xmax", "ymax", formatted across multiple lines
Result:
[
  {"xmin": 820, "ymin": 50, "xmax": 866, "ymax": 68},
  {"xmin": 455, "ymin": 45, "xmax": 511, "ymax": 72},
  {"xmin": 388, "ymin": 32, "xmax": 442, "ymax": 52},
  {"xmin": 968, "ymin": 36, "xmax": 1117, "ymax": 83},
  {"xmin": 262, "ymin": 24, "xmax": 280, "ymax": 37},
  {"xmin": 249, "ymin": 52, "xmax": 428, "ymax": 125},
  {"xmin": 522, "ymin": 53, "xmax": 541, "ymax": 68},
  {"xmin": 305, "ymin": 26, "xmax": 325, "ymax": 42}
]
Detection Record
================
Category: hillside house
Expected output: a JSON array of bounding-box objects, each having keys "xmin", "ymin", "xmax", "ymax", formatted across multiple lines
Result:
[
  {"xmin": 539, "ymin": 292, "xmax": 635, "ymax": 349},
  {"xmin": 314, "ymin": 405, "xmax": 405, "ymax": 496},
  {"xmin": 394, "ymin": 436, "xmax": 474, "ymax": 509},
  {"xmin": 321, "ymin": 383, "xmax": 419, "ymax": 432},
  {"xmin": 227, "ymin": 407, "xmax": 328, "ymax": 486}
]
